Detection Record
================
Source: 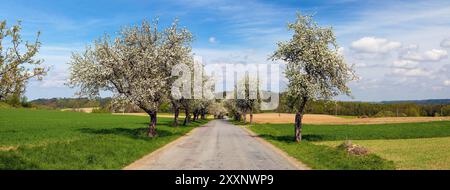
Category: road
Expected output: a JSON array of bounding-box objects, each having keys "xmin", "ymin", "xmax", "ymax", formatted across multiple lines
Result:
[{"xmin": 125, "ymin": 120, "xmax": 307, "ymax": 170}]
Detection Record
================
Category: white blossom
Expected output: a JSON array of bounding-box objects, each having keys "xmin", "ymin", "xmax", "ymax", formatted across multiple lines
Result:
[
  {"xmin": 68, "ymin": 19, "xmax": 192, "ymax": 136},
  {"xmin": 271, "ymin": 13, "xmax": 357, "ymax": 141}
]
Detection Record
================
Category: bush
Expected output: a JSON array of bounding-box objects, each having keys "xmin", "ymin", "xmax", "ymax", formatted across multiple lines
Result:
[
  {"xmin": 0, "ymin": 102, "xmax": 11, "ymax": 108},
  {"xmin": 1, "ymin": 95, "xmax": 32, "ymax": 108},
  {"xmin": 91, "ymin": 107, "xmax": 111, "ymax": 113},
  {"xmin": 20, "ymin": 96, "xmax": 32, "ymax": 108},
  {"xmin": 443, "ymin": 105, "xmax": 450, "ymax": 116},
  {"xmin": 375, "ymin": 110, "xmax": 395, "ymax": 117},
  {"xmin": 404, "ymin": 107, "xmax": 420, "ymax": 117},
  {"xmin": 5, "ymin": 95, "xmax": 21, "ymax": 107}
]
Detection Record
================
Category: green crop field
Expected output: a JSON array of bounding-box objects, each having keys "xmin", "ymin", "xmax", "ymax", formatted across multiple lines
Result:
[
  {"xmin": 247, "ymin": 121, "xmax": 450, "ymax": 170},
  {"xmin": 316, "ymin": 137, "xmax": 450, "ymax": 170},
  {"xmin": 0, "ymin": 108, "xmax": 208, "ymax": 169}
]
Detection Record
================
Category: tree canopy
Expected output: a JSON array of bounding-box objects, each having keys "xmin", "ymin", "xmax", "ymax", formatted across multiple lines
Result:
[
  {"xmin": 0, "ymin": 20, "xmax": 47, "ymax": 103},
  {"xmin": 271, "ymin": 13, "xmax": 356, "ymax": 142},
  {"xmin": 68, "ymin": 19, "xmax": 193, "ymax": 136}
]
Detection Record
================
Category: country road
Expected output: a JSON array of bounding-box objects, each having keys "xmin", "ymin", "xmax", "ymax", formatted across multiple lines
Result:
[{"xmin": 125, "ymin": 120, "xmax": 307, "ymax": 170}]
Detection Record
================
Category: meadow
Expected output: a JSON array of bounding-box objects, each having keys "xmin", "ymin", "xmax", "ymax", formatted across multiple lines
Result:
[
  {"xmin": 2, "ymin": 107, "xmax": 449, "ymax": 170},
  {"xmin": 316, "ymin": 137, "xmax": 450, "ymax": 170},
  {"xmin": 247, "ymin": 121, "xmax": 450, "ymax": 169},
  {"xmin": 0, "ymin": 108, "xmax": 208, "ymax": 169}
]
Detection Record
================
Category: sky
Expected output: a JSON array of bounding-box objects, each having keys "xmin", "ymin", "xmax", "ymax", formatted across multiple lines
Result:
[{"xmin": 1, "ymin": 0, "xmax": 450, "ymax": 101}]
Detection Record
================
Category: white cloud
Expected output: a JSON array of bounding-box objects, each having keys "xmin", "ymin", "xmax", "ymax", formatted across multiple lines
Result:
[
  {"xmin": 39, "ymin": 76, "xmax": 67, "ymax": 88},
  {"xmin": 444, "ymin": 80, "xmax": 450, "ymax": 86},
  {"xmin": 208, "ymin": 37, "xmax": 217, "ymax": 43},
  {"xmin": 423, "ymin": 49, "xmax": 448, "ymax": 61},
  {"xmin": 440, "ymin": 38, "xmax": 450, "ymax": 48},
  {"xmin": 336, "ymin": 2, "xmax": 450, "ymax": 37},
  {"xmin": 29, "ymin": 44, "xmax": 79, "ymax": 88},
  {"xmin": 350, "ymin": 37, "xmax": 402, "ymax": 54},
  {"xmin": 392, "ymin": 60, "xmax": 418, "ymax": 68},
  {"xmin": 401, "ymin": 49, "xmax": 448, "ymax": 62},
  {"xmin": 391, "ymin": 68, "xmax": 431, "ymax": 77}
]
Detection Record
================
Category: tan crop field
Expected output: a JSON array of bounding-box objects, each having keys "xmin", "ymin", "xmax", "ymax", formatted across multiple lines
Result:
[
  {"xmin": 61, "ymin": 109, "xmax": 450, "ymax": 124},
  {"xmin": 252, "ymin": 113, "xmax": 450, "ymax": 124},
  {"xmin": 61, "ymin": 107, "xmax": 97, "ymax": 113},
  {"xmin": 61, "ymin": 108, "xmax": 189, "ymax": 118},
  {"xmin": 112, "ymin": 112, "xmax": 215, "ymax": 119}
]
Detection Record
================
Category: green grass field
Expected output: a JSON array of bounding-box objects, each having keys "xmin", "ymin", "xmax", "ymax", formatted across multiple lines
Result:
[
  {"xmin": 253, "ymin": 122, "xmax": 450, "ymax": 141},
  {"xmin": 316, "ymin": 137, "xmax": 450, "ymax": 170},
  {"xmin": 0, "ymin": 108, "xmax": 208, "ymax": 169},
  {"xmin": 247, "ymin": 121, "xmax": 450, "ymax": 169},
  {"xmin": 335, "ymin": 115, "xmax": 358, "ymax": 119}
]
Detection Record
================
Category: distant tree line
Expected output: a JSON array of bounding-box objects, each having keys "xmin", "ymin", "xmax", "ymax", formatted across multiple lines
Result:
[
  {"xmin": 30, "ymin": 97, "xmax": 111, "ymax": 109},
  {"xmin": 275, "ymin": 92, "xmax": 450, "ymax": 117},
  {"xmin": 30, "ymin": 93, "xmax": 450, "ymax": 118}
]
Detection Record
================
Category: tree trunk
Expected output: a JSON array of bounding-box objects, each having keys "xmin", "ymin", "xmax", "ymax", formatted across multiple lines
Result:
[
  {"xmin": 183, "ymin": 108, "xmax": 190, "ymax": 126},
  {"xmin": 172, "ymin": 102, "xmax": 179, "ymax": 127},
  {"xmin": 249, "ymin": 110, "xmax": 253, "ymax": 124},
  {"xmin": 192, "ymin": 111, "xmax": 197, "ymax": 121},
  {"xmin": 235, "ymin": 113, "xmax": 241, "ymax": 121},
  {"xmin": 148, "ymin": 112, "xmax": 157, "ymax": 137},
  {"xmin": 173, "ymin": 107, "xmax": 180, "ymax": 127},
  {"xmin": 295, "ymin": 97, "xmax": 308, "ymax": 142},
  {"xmin": 294, "ymin": 112, "xmax": 302, "ymax": 142},
  {"xmin": 200, "ymin": 109, "xmax": 206, "ymax": 119},
  {"xmin": 243, "ymin": 111, "xmax": 247, "ymax": 123}
]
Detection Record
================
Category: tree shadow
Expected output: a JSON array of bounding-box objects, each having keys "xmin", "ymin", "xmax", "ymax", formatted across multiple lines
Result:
[
  {"xmin": 134, "ymin": 121, "xmax": 174, "ymax": 126},
  {"xmin": 302, "ymin": 134, "xmax": 327, "ymax": 141},
  {"xmin": 0, "ymin": 153, "xmax": 41, "ymax": 170},
  {"xmin": 78, "ymin": 127, "xmax": 182, "ymax": 140},
  {"xmin": 257, "ymin": 134, "xmax": 326, "ymax": 142}
]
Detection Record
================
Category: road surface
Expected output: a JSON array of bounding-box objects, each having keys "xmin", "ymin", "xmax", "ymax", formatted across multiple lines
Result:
[{"xmin": 125, "ymin": 120, "xmax": 307, "ymax": 170}]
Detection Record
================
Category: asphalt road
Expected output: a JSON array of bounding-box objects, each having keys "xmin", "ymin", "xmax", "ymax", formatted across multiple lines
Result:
[{"xmin": 125, "ymin": 120, "xmax": 304, "ymax": 170}]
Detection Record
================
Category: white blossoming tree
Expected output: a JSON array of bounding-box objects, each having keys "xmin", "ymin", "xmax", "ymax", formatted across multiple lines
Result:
[
  {"xmin": 235, "ymin": 75, "xmax": 260, "ymax": 124},
  {"xmin": 0, "ymin": 20, "xmax": 48, "ymax": 102},
  {"xmin": 68, "ymin": 19, "xmax": 192, "ymax": 137},
  {"xmin": 271, "ymin": 13, "xmax": 356, "ymax": 142}
]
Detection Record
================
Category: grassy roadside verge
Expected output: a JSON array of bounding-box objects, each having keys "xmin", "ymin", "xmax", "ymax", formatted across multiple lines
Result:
[
  {"xmin": 243, "ymin": 120, "xmax": 450, "ymax": 169},
  {"xmin": 315, "ymin": 137, "xmax": 450, "ymax": 170},
  {"xmin": 232, "ymin": 120, "xmax": 394, "ymax": 169},
  {"xmin": 0, "ymin": 108, "xmax": 209, "ymax": 169},
  {"xmin": 234, "ymin": 121, "xmax": 390, "ymax": 169}
]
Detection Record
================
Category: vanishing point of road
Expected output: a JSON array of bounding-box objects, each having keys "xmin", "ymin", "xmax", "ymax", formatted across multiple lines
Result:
[{"xmin": 125, "ymin": 120, "xmax": 309, "ymax": 170}]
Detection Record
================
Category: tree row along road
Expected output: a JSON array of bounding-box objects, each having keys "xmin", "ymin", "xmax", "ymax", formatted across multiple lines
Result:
[{"xmin": 125, "ymin": 120, "xmax": 304, "ymax": 170}]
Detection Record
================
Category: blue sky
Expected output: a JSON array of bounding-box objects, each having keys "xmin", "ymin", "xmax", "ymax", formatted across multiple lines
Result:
[{"xmin": 1, "ymin": 0, "xmax": 450, "ymax": 101}]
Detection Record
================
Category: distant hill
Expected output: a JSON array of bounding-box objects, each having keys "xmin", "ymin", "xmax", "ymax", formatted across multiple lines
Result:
[
  {"xmin": 30, "ymin": 97, "xmax": 112, "ymax": 109},
  {"xmin": 381, "ymin": 99, "xmax": 450, "ymax": 105}
]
